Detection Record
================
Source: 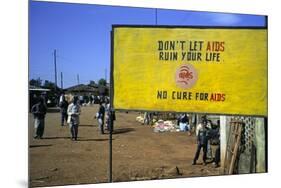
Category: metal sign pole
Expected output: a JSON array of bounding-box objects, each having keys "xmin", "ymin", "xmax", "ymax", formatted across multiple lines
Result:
[
  {"xmin": 108, "ymin": 109, "xmax": 113, "ymax": 182},
  {"xmin": 109, "ymin": 30, "xmax": 114, "ymax": 183}
]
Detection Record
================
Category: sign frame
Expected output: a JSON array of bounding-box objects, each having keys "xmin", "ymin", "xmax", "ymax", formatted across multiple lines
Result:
[{"xmin": 110, "ymin": 24, "xmax": 268, "ymax": 117}]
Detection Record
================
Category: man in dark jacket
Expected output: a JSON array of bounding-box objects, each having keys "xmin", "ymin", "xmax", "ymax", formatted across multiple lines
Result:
[
  {"xmin": 59, "ymin": 95, "xmax": 69, "ymax": 126},
  {"xmin": 31, "ymin": 97, "xmax": 47, "ymax": 139},
  {"xmin": 192, "ymin": 120, "xmax": 209, "ymax": 165}
]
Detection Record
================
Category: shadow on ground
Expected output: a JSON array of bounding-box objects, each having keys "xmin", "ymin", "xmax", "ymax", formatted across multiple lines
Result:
[
  {"xmin": 30, "ymin": 144, "xmax": 52, "ymax": 148},
  {"xmin": 42, "ymin": 136, "xmax": 70, "ymax": 140},
  {"xmin": 77, "ymin": 138, "xmax": 114, "ymax": 142},
  {"xmin": 112, "ymin": 128, "xmax": 135, "ymax": 134},
  {"xmin": 79, "ymin": 124, "xmax": 96, "ymax": 127},
  {"xmin": 47, "ymin": 108, "xmax": 60, "ymax": 113}
]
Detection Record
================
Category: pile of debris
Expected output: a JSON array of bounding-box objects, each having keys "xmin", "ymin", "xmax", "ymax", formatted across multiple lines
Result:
[
  {"xmin": 136, "ymin": 115, "xmax": 157, "ymax": 124},
  {"xmin": 153, "ymin": 120, "xmax": 179, "ymax": 133},
  {"xmin": 136, "ymin": 115, "xmax": 181, "ymax": 133},
  {"xmin": 136, "ymin": 116, "xmax": 144, "ymax": 124}
]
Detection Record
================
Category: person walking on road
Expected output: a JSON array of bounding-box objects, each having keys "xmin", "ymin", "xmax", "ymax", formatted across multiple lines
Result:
[
  {"xmin": 31, "ymin": 97, "xmax": 47, "ymax": 139},
  {"xmin": 67, "ymin": 96, "xmax": 81, "ymax": 141},
  {"xmin": 59, "ymin": 95, "xmax": 69, "ymax": 126},
  {"xmin": 105, "ymin": 102, "xmax": 116, "ymax": 132},
  {"xmin": 95, "ymin": 102, "xmax": 105, "ymax": 134}
]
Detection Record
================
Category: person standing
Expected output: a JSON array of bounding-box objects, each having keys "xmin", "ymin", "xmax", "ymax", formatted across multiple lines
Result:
[
  {"xmin": 178, "ymin": 113, "xmax": 190, "ymax": 133},
  {"xmin": 59, "ymin": 95, "xmax": 69, "ymax": 126},
  {"xmin": 59, "ymin": 93, "xmax": 64, "ymax": 103},
  {"xmin": 195, "ymin": 116, "xmax": 212, "ymax": 158},
  {"xmin": 67, "ymin": 96, "xmax": 81, "ymax": 141},
  {"xmin": 192, "ymin": 120, "xmax": 209, "ymax": 165},
  {"xmin": 105, "ymin": 101, "xmax": 110, "ymax": 131},
  {"xmin": 213, "ymin": 144, "xmax": 220, "ymax": 168},
  {"xmin": 105, "ymin": 102, "xmax": 116, "ymax": 131},
  {"xmin": 213, "ymin": 120, "xmax": 221, "ymax": 168},
  {"xmin": 79, "ymin": 95, "xmax": 84, "ymax": 105},
  {"xmin": 31, "ymin": 97, "xmax": 47, "ymax": 139},
  {"xmin": 96, "ymin": 102, "xmax": 105, "ymax": 134},
  {"xmin": 144, "ymin": 112, "xmax": 153, "ymax": 125},
  {"xmin": 89, "ymin": 95, "xmax": 93, "ymax": 105}
]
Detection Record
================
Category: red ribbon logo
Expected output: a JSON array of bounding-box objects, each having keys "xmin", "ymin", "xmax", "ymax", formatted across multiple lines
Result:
[{"xmin": 175, "ymin": 64, "xmax": 198, "ymax": 89}]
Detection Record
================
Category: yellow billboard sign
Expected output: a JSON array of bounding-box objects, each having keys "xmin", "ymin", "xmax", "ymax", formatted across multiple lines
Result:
[{"xmin": 112, "ymin": 26, "xmax": 267, "ymax": 116}]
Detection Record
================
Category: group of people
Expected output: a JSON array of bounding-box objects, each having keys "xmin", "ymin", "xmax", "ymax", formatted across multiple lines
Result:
[
  {"xmin": 31, "ymin": 96, "xmax": 220, "ymax": 167},
  {"xmin": 77, "ymin": 95, "xmax": 109, "ymax": 106},
  {"xmin": 31, "ymin": 93, "xmax": 113, "ymax": 141},
  {"xmin": 94, "ymin": 101, "xmax": 116, "ymax": 134},
  {"xmin": 192, "ymin": 116, "xmax": 220, "ymax": 168},
  {"xmin": 141, "ymin": 112, "xmax": 220, "ymax": 168}
]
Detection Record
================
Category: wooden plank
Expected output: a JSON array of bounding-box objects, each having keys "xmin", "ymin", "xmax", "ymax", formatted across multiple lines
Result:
[{"xmin": 228, "ymin": 125, "xmax": 242, "ymax": 174}]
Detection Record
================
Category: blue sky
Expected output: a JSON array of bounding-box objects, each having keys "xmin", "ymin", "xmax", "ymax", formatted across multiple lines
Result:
[{"xmin": 29, "ymin": 1, "xmax": 266, "ymax": 88}]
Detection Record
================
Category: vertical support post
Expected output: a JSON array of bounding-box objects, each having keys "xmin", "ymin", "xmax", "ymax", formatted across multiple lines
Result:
[
  {"xmin": 108, "ymin": 29, "xmax": 114, "ymax": 183},
  {"xmin": 255, "ymin": 117, "xmax": 266, "ymax": 173},
  {"xmin": 105, "ymin": 68, "xmax": 107, "ymax": 83},
  {"xmin": 53, "ymin": 49, "xmax": 58, "ymax": 106},
  {"xmin": 77, "ymin": 74, "xmax": 80, "ymax": 85},
  {"xmin": 60, "ymin": 72, "xmax": 63, "ymax": 89},
  {"xmin": 108, "ymin": 109, "xmax": 113, "ymax": 182},
  {"xmin": 54, "ymin": 49, "xmax": 57, "ymax": 91},
  {"xmin": 220, "ymin": 115, "xmax": 227, "ymax": 173},
  {"xmin": 77, "ymin": 74, "xmax": 80, "ymax": 97}
]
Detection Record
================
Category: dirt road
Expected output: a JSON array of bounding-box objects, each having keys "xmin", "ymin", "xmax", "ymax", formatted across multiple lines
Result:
[{"xmin": 29, "ymin": 105, "xmax": 220, "ymax": 187}]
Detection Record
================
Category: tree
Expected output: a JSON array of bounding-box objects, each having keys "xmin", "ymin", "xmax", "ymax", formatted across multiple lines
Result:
[
  {"xmin": 89, "ymin": 80, "xmax": 96, "ymax": 86},
  {"xmin": 98, "ymin": 78, "xmax": 107, "ymax": 86},
  {"xmin": 29, "ymin": 78, "xmax": 42, "ymax": 87},
  {"xmin": 43, "ymin": 80, "xmax": 61, "ymax": 92}
]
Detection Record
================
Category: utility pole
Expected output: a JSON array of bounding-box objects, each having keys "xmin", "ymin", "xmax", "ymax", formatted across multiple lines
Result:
[
  {"xmin": 60, "ymin": 72, "xmax": 63, "ymax": 89},
  {"xmin": 54, "ymin": 49, "xmax": 58, "ymax": 91},
  {"xmin": 105, "ymin": 68, "xmax": 107, "ymax": 84},
  {"xmin": 77, "ymin": 74, "xmax": 80, "ymax": 96},
  {"xmin": 77, "ymin": 74, "xmax": 80, "ymax": 85},
  {"xmin": 38, "ymin": 77, "xmax": 41, "ymax": 87}
]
